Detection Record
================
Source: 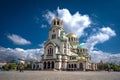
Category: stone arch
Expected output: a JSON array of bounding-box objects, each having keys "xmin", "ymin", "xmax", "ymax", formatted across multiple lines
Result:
[
  {"xmin": 80, "ymin": 63, "xmax": 83, "ymax": 70},
  {"xmin": 74, "ymin": 64, "xmax": 77, "ymax": 68},
  {"xmin": 71, "ymin": 64, "xmax": 73, "ymax": 68},
  {"xmin": 48, "ymin": 61, "xmax": 50, "ymax": 69},
  {"xmin": 37, "ymin": 64, "xmax": 39, "ymax": 69}
]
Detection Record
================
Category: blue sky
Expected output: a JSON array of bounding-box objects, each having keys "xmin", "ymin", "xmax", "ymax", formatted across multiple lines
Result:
[{"xmin": 0, "ymin": 0, "xmax": 120, "ymax": 63}]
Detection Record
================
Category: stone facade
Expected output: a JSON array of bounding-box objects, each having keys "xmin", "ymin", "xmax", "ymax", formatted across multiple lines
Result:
[{"xmin": 32, "ymin": 18, "xmax": 97, "ymax": 71}]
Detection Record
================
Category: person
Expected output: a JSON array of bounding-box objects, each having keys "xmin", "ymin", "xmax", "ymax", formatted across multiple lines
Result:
[{"xmin": 18, "ymin": 63, "xmax": 24, "ymax": 72}]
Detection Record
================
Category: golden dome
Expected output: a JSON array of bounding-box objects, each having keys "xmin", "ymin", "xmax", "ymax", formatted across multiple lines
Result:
[
  {"xmin": 67, "ymin": 33, "xmax": 77, "ymax": 38},
  {"xmin": 52, "ymin": 17, "xmax": 61, "ymax": 21}
]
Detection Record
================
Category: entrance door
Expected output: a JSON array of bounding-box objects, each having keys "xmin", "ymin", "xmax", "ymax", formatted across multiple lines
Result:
[
  {"xmin": 44, "ymin": 62, "xmax": 46, "ymax": 69},
  {"xmin": 48, "ymin": 62, "xmax": 50, "ymax": 69},
  {"xmin": 80, "ymin": 63, "xmax": 83, "ymax": 70}
]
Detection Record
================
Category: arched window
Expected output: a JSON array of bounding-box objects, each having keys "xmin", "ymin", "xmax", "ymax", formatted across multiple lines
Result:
[
  {"xmin": 50, "ymin": 48, "xmax": 51, "ymax": 54},
  {"xmin": 57, "ymin": 21, "xmax": 59, "ymax": 25},
  {"xmin": 47, "ymin": 47, "xmax": 53, "ymax": 55},
  {"xmin": 48, "ymin": 49, "xmax": 50, "ymax": 55}
]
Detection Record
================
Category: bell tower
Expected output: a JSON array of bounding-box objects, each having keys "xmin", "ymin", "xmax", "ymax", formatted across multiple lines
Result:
[
  {"xmin": 49, "ymin": 18, "xmax": 64, "ymax": 40},
  {"xmin": 52, "ymin": 18, "xmax": 63, "ymax": 27}
]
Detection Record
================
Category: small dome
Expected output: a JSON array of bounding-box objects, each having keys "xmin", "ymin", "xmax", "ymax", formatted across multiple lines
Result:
[
  {"xmin": 53, "ymin": 17, "xmax": 60, "ymax": 21},
  {"xmin": 67, "ymin": 33, "xmax": 77, "ymax": 38},
  {"xmin": 60, "ymin": 34, "xmax": 68, "ymax": 40},
  {"xmin": 52, "ymin": 17, "xmax": 61, "ymax": 21},
  {"xmin": 77, "ymin": 45, "xmax": 85, "ymax": 49}
]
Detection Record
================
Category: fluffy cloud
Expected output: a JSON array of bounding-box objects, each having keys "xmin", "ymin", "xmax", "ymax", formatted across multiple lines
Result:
[
  {"xmin": 43, "ymin": 7, "xmax": 91, "ymax": 38},
  {"xmin": 84, "ymin": 27, "xmax": 116, "ymax": 50},
  {"xmin": 90, "ymin": 50, "xmax": 120, "ymax": 64},
  {"xmin": 7, "ymin": 34, "xmax": 31, "ymax": 45},
  {"xmin": 0, "ymin": 46, "xmax": 43, "ymax": 61},
  {"xmin": 82, "ymin": 27, "xmax": 119, "ymax": 64}
]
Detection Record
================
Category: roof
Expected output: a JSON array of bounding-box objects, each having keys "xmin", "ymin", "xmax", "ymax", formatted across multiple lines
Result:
[
  {"xmin": 71, "ymin": 52, "xmax": 78, "ymax": 57},
  {"xmin": 52, "ymin": 17, "xmax": 61, "ymax": 21}
]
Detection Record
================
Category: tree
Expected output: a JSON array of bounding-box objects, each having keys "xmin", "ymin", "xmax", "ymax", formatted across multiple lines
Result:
[
  {"xmin": 110, "ymin": 63, "xmax": 120, "ymax": 71},
  {"xmin": 2, "ymin": 63, "xmax": 9, "ymax": 71},
  {"xmin": 8, "ymin": 63, "xmax": 17, "ymax": 70}
]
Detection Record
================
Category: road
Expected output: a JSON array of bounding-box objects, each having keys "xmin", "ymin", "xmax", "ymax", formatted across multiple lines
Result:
[{"xmin": 0, "ymin": 71, "xmax": 120, "ymax": 80}]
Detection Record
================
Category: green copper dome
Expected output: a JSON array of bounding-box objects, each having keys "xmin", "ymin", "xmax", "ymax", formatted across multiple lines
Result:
[
  {"xmin": 60, "ymin": 34, "xmax": 68, "ymax": 40},
  {"xmin": 71, "ymin": 53, "xmax": 78, "ymax": 57},
  {"xmin": 77, "ymin": 45, "xmax": 85, "ymax": 49}
]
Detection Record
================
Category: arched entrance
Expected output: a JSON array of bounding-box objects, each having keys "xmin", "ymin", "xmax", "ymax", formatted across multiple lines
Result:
[
  {"xmin": 33, "ymin": 64, "xmax": 35, "ymax": 69},
  {"xmin": 80, "ymin": 63, "xmax": 83, "ymax": 70},
  {"xmin": 48, "ymin": 62, "xmax": 50, "ymax": 69},
  {"xmin": 51, "ymin": 61, "xmax": 54, "ymax": 69},
  {"xmin": 43, "ymin": 61, "xmax": 55, "ymax": 70},
  {"xmin": 44, "ymin": 62, "xmax": 46, "ymax": 69}
]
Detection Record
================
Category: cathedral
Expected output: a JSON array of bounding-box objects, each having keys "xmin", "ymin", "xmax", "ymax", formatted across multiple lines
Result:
[{"xmin": 32, "ymin": 18, "xmax": 97, "ymax": 71}]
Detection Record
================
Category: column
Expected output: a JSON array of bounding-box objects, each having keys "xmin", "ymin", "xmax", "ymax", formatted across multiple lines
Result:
[{"xmin": 84, "ymin": 61, "xmax": 86, "ymax": 71}]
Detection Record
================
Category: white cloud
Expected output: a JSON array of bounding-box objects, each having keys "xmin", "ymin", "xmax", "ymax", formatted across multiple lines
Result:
[
  {"xmin": 7, "ymin": 34, "xmax": 31, "ymax": 45},
  {"xmin": 90, "ymin": 50, "xmax": 120, "ymax": 64},
  {"xmin": 81, "ymin": 27, "xmax": 119, "ymax": 64},
  {"xmin": 38, "ymin": 43, "xmax": 44, "ymax": 47},
  {"xmin": 41, "ymin": 24, "xmax": 47, "ymax": 28},
  {"xmin": 84, "ymin": 27, "xmax": 116, "ymax": 50},
  {"xmin": 0, "ymin": 46, "xmax": 44, "ymax": 61},
  {"xmin": 43, "ymin": 7, "xmax": 91, "ymax": 38}
]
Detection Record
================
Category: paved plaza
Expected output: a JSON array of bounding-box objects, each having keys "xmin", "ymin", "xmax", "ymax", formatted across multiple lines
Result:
[{"xmin": 0, "ymin": 71, "xmax": 120, "ymax": 80}]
